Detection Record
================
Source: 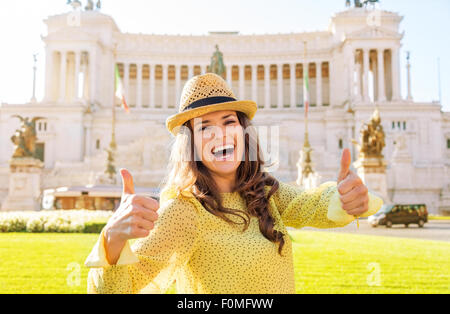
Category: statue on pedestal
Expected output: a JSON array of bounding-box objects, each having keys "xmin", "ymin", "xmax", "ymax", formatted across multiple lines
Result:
[
  {"xmin": 352, "ymin": 108, "xmax": 390, "ymax": 203},
  {"xmin": 10, "ymin": 116, "xmax": 45, "ymax": 159},
  {"xmin": 352, "ymin": 109, "xmax": 385, "ymax": 159},
  {"xmin": 2, "ymin": 116, "xmax": 45, "ymax": 211},
  {"xmin": 210, "ymin": 45, "xmax": 225, "ymax": 78}
]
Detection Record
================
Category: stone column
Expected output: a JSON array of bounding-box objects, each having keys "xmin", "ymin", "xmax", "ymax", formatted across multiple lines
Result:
[
  {"xmin": 226, "ymin": 64, "xmax": 233, "ymax": 88},
  {"xmin": 316, "ymin": 61, "xmax": 322, "ymax": 107},
  {"xmin": 123, "ymin": 62, "xmax": 130, "ymax": 105},
  {"xmin": 175, "ymin": 64, "xmax": 181, "ymax": 104},
  {"xmin": 136, "ymin": 63, "xmax": 143, "ymax": 108},
  {"xmin": 377, "ymin": 48, "xmax": 386, "ymax": 102},
  {"xmin": 363, "ymin": 48, "xmax": 370, "ymax": 102},
  {"xmin": 406, "ymin": 54, "xmax": 413, "ymax": 101},
  {"xmin": 84, "ymin": 114, "xmax": 93, "ymax": 159},
  {"xmin": 149, "ymin": 64, "xmax": 155, "ymax": 108},
  {"xmin": 89, "ymin": 49, "xmax": 96, "ymax": 104},
  {"xmin": 59, "ymin": 50, "xmax": 67, "ymax": 102},
  {"xmin": 303, "ymin": 62, "xmax": 309, "ymax": 105},
  {"xmin": 188, "ymin": 64, "xmax": 194, "ymax": 79},
  {"xmin": 162, "ymin": 64, "xmax": 168, "ymax": 109},
  {"xmin": 74, "ymin": 51, "xmax": 81, "ymax": 100},
  {"xmin": 348, "ymin": 47, "xmax": 355, "ymax": 100},
  {"xmin": 44, "ymin": 48, "xmax": 54, "ymax": 101},
  {"xmin": 202, "ymin": 64, "xmax": 208, "ymax": 74},
  {"xmin": 82, "ymin": 53, "xmax": 89, "ymax": 100},
  {"xmin": 239, "ymin": 64, "xmax": 245, "ymax": 99},
  {"xmin": 264, "ymin": 64, "xmax": 271, "ymax": 109},
  {"xmin": 290, "ymin": 63, "xmax": 296, "ymax": 108},
  {"xmin": 251, "ymin": 64, "xmax": 257, "ymax": 102},
  {"xmin": 277, "ymin": 63, "xmax": 283, "ymax": 108},
  {"xmin": 391, "ymin": 47, "xmax": 401, "ymax": 100}
]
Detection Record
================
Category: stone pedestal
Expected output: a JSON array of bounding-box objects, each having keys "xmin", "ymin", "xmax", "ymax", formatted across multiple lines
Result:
[
  {"xmin": 353, "ymin": 157, "xmax": 391, "ymax": 204},
  {"xmin": 389, "ymin": 134, "xmax": 416, "ymax": 204},
  {"xmin": 1, "ymin": 158, "xmax": 44, "ymax": 211}
]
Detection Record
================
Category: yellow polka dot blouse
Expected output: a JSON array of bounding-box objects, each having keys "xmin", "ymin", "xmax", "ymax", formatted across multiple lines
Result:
[{"xmin": 85, "ymin": 181, "xmax": 382, "ymax": 294}]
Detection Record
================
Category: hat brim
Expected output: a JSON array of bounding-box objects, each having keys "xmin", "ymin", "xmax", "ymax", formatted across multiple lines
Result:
[{"xmin": 166, "ymin": 100, "xmax": 258, "ymax": 135}]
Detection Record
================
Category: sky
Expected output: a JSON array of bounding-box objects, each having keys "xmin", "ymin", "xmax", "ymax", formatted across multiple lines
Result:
[{"xmin": 0, "ymin": 0, "xmax": 449, "ymax": 111}]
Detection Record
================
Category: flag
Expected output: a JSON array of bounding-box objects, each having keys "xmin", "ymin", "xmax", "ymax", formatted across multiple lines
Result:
[
  {"xmin": 115, "ymin": 64, "xmax": 129, "ymax": 113},
  {"xmin": 303, "ymin": 65, "xmax": 309, "ymax": 118}
]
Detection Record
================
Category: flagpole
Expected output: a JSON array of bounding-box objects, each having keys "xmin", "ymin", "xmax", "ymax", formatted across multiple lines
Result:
[
  {"xmin": 105, "ymin": 45, "xmax": 118, "ymax": 183},
  {"xmin": 302, "ymin": 40, "xmax": 313, "ymax": 179}
]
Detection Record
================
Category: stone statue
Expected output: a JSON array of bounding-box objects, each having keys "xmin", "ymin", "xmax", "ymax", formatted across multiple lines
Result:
[
  {"xmin": 352, "ymin": 109, "xmax": 385, "ymax": 158},
  {"xmin": 67, "ymin": 0, "xmax": 82, "ymax": 9},
  {"xmin": 350, "ymin": 0, "xmax": 378, "ymax": 7},
  {"xmin": 10, "ymin": 116, "xmax": 45, "ymax": 159},
  {"xmin": 85, "ymin": 0, "xmax": 94, "ymax": 11},
  {"xmin": 210, "ymin": 45, "xmax": 225, "ymax": 78}
]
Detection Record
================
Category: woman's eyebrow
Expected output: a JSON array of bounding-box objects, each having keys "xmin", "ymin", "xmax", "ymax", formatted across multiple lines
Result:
[
  {"xmin": 222, "ymin": 114, "xmax": 235, "ymax": 120},
  {"xmin": 194, "ymin": 119, "xmax": 210, "ymax": 127},
  {"xmin": 195, "ymin": 115, "xmax": 235, "ymax": 127}
]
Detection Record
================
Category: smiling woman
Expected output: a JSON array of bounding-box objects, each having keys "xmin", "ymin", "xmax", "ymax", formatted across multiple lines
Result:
[{"xmin": 84, "ymin": 73, "xmax": 382, "ymax": 294}]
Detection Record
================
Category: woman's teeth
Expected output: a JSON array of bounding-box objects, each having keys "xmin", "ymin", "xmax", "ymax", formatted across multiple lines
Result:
[{"xmin": 212, "ymin": 144, "xmax": 235, "ymax": 159}]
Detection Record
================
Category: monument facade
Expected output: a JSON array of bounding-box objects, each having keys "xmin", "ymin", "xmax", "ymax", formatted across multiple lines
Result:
[{"xmin": 0, "ymin": 3, "xmax": 449, "ymax": 214}]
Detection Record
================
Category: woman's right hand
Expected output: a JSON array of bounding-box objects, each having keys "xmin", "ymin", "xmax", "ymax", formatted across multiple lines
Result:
[{"xmin": 103, "ymin": 168, "xmax": 160, "ymax": 265}]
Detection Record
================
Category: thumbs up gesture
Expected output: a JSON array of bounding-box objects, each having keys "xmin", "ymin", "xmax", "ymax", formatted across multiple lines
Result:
[
  {"xmin": 103, "ymin": 168, "xmax": 159, "ymax": 264},
  {"xmin": 336, "ymin": 149, "xmax": 369, "ymax": 216}
]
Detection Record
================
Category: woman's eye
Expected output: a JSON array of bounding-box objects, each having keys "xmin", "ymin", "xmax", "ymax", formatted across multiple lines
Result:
[
  {"xmin": 200, "ymin": 125, "xmax": 210, "ymax": 131},
  {"xmin": 225, "ymin": 120, "xmax": 237, "ymax": 125}
]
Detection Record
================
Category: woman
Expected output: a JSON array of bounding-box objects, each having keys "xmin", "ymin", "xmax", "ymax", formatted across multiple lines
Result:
[{"xmin": 85, "ymin": 73, "xmax": 382, "ymax": 294}]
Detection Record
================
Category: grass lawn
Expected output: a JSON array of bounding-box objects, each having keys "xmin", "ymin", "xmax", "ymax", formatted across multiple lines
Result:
[
  {"xmin": 0, "ymin": 231, "xmax": 449, "ymax": 294},
  {"xmin": 428, "ymin": 216, "xmax": 450, "ymax": 220}
]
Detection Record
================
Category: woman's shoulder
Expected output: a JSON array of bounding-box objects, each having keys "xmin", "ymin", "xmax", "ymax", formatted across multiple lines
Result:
[
  {"xmin": 159, "ymin": 185, "xmax": 201, "ymax": 216},
  {"xmin": 265, "ymin": 180, "xmax": 304, "ymax": 201}
]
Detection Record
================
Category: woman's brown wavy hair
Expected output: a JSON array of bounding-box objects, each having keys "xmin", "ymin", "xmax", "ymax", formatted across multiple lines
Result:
[{"xmin": 162, "ymin": 111, "xmax": 285, "ymax": 255}]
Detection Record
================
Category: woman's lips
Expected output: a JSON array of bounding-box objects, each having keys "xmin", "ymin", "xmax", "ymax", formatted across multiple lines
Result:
[{"xmin": 211, "ymin": 145, "xmax": 235, "ymax": 161}]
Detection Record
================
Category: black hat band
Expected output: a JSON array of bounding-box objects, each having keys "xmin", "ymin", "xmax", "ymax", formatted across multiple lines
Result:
[{"xmin": 183, "ymin": 96, "xmax": 237, "ymax": 111}]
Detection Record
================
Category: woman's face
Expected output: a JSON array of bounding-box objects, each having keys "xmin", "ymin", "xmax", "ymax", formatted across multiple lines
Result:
[{"xmin": 189, "ymin": 110, "xmax": 244, "ymax": 178}]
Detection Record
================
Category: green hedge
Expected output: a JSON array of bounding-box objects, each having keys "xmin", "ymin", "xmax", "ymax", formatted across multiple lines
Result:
[
  {"xmin": 83, "ymin": 221, "xmax": 107, "ymax": 233},
  {"xmin": 0, "ymin": 210, "xmax": 112, "ymax": 233}
]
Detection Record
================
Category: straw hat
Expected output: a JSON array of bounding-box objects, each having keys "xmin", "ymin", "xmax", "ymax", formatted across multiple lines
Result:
[{"xmin": 166, "ymin": 73, "xmax": 257, "ymax": 135}]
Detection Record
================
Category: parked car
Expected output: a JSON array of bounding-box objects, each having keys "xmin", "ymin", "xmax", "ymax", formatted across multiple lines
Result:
[{"xmin": 368, "ymin": 204, "xmax": 428, "ymax": 228}]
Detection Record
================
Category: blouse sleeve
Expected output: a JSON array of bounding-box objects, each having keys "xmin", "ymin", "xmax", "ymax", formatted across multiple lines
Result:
[
  {"xmin": 84, "ymin": 197, "xmax": 199, "ymax": 294},
  {"xmin": 272, "ymin": 181, "xmax": 383, "ymax": 229}
]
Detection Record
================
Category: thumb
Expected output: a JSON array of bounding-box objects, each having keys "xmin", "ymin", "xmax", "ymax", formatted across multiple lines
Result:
[
  {"xmin": 337, "ymin": 148, "xmax": 352, "ymax": 183},
  {"xmin": 120, "ymin": 168, "xmax": 135, "ymax": 195}
]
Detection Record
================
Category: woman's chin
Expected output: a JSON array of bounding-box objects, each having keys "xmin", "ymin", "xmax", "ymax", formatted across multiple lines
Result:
[{"xmin": 210, "ymin": 161, "xmax": 240, "ymax": 176}]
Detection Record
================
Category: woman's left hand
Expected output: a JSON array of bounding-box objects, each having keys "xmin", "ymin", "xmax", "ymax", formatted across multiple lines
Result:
[{"xmin": 336, "ymin": 148, "xmax": 369, "ymax": 216}]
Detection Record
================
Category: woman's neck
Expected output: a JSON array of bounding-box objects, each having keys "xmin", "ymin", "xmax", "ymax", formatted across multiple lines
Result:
[{"xmin": 210, "ymin": 172, "xmax": 236, "ymax": 193}]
